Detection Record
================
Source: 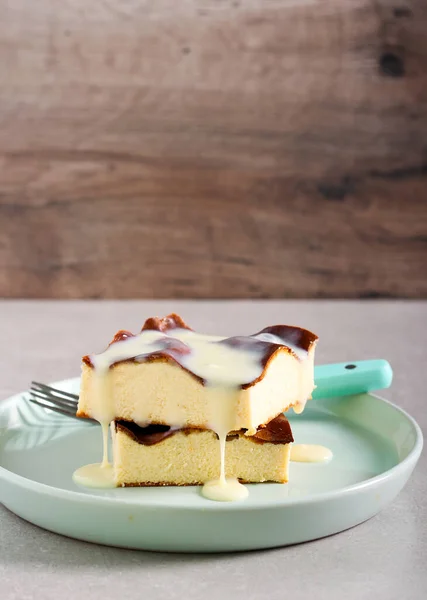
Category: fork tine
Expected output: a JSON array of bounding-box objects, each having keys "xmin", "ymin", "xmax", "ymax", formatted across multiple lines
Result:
[
  {"xmin": 31, "ymin": 381, "xmax": 79, "ymax": 401},
  {"xmin": 30, "ymin": 386, "xmax": 78, "ymax": 408},
  {"xmin": 29, "ymin": 397, "xmax": 83, "ymax": 420},
  {"xmin": 30, "ymin": 390, "xmax": 78, "ymax": 410}
]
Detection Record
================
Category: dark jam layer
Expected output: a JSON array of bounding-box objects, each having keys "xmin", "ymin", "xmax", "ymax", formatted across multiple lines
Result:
[
  {"xmin": 82, "ymin": 313, "xmax": 318, "ymax": 389},
  {"xmin": 115, "ymin": 413, "xmax": 294, "ymax": 446}
]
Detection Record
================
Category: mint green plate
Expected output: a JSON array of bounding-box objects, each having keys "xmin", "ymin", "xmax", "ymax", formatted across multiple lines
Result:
[{"xmin": 0, "ymin": 377, "xmax": 422, "ymax": 552}]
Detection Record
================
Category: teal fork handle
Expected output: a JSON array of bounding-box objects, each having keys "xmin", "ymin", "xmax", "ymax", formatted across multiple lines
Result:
[{"xmin": 313, "ymin": 359, "xmax": 393, "ymax": 399}]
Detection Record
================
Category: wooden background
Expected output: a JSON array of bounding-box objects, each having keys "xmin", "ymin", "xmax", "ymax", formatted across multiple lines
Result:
[{"xmin": 0, "ymin": 0, "xmax": 426, "ymax": 299}]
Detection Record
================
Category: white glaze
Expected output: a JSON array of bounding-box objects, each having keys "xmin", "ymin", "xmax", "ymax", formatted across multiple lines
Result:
[
  {"xmin": 73, "ymin": 463, "xmax": 115, "ymax": 488},
  {"xmin": 202, "ymin": 477, "xmax": 249, "ymax": 502},
  {"xmin": 73, "ymin": 421, "xmax": 115, "ymax": 488},
  {"xmin": 290, "ymin": 444, "xmax": 333, "ymax": 463}
]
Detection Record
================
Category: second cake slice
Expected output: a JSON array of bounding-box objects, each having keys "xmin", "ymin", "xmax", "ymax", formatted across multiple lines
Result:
[{"xmin": 112, "ymin": 414, "xmax": 294, "ymax": 487}]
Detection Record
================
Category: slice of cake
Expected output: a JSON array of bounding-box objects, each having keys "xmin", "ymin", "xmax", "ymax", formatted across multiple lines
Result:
[
  {"xmin": 78, "ymin": 314, "xmax": 317, "ymax": 434},
  {"xmin": 112, "ymin": 414, "xmax": 294, "ymax": 487},
  {"xmin": 74, "ymin": 314, "xmax": 318, "ymax": 499}
]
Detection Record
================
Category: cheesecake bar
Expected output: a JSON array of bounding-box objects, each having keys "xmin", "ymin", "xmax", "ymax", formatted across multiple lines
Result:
[
  {"xmin": 112, "ymin": 413, "xmax": 294, "ymax": 487},
  {"xmin": 78, "ymin": 314, "xmax": 317, "ymax": 434}
]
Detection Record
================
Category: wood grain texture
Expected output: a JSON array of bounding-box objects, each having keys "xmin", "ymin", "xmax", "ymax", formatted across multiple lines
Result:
[{"xmin": 0, "ymin": 0, "xmax": 426, "ymax": 298}]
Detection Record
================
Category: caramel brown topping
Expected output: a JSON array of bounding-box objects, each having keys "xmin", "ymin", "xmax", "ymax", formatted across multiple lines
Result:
[
  {"xmin": 115, "ymin": 413, "xmax": 294, "ymax": 446},
  {"xmin": 141, "ymin": 313, "xmax": 192, "ymax": 333},
  {"xmin": 109, "ymin": 330, "xmax": 135, "ymax": 345},
  {"xmin": 255, "ymin": 325, "xmax": 317, "ymax": 356},
  {"xmin": 82, "ymin": 313, "xmax": 318, "ymax": 380},
  {"xmin": 250, "ymin": 413, "xmax": 294, "ymax": 444}
]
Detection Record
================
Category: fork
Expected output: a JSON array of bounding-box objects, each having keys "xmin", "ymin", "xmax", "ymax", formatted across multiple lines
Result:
[
  {"xmin": 29, "ymin": 359, "xmax": 393, "ymax": 422},
  {"xmin": 29, "ymin": 381, "xmax": 96, "ymax": 423}
]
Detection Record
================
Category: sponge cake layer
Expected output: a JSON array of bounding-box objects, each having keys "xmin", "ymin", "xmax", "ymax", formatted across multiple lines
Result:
[{"xmin": 112, "ymin": 414, "xmax": 294, "ymax": 486}]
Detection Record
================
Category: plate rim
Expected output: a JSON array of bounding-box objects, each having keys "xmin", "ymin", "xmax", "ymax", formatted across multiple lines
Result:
[{"xmin": 0, "ymin": 377, "xmax": 423, "ymax": 513}]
